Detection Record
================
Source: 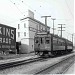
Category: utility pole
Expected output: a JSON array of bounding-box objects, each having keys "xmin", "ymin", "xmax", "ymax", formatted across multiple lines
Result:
[
  {"xmin": 41, "ymin": 16, "xmax": 51, "ymax": 32},
  {"xmin": 51, "ymin": 18, "xmax": 56, "ymax": 34},
  {"xmin": 58, "ymin": 24, "xmax": 65, "ymax": 37}
]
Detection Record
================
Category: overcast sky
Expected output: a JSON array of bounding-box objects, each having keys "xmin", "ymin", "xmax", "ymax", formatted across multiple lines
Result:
[{"xmin": 0, "ymin": 0, "xmax": 74, "ymax": 42}]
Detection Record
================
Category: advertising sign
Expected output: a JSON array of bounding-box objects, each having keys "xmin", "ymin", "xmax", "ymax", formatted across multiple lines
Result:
[{"xmin": 0, "ymin": 24, "xmax": 16, "ymax": 51}]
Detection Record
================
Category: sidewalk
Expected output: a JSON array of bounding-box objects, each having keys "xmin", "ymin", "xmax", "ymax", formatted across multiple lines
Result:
[
  {"xmin": 0, "ymin": 52, "xmax": 35, "ymax": 60},
  {"xmin": 0, "ymin": 52, "xmax": 38, "ymax": 65}
]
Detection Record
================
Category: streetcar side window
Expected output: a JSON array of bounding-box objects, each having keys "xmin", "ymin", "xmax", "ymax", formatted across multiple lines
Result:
[{"xmin": 45, "ymin": 37, "xmax": 50, "ymax": 44}]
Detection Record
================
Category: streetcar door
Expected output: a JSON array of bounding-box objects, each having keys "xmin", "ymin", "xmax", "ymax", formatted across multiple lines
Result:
[
  {"xmin": 34, "ymin": 37, "xmax": 40, "ymax": 49},
  {"xmin": 40, "ymin": 37, "xmax": 45, "ymax": 50}
]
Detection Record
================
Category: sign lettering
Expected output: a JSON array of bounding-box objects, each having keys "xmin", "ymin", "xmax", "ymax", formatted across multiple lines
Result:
[{"xmin": 0, "ymin": 24, "xmax": 16, "ymax": 51}]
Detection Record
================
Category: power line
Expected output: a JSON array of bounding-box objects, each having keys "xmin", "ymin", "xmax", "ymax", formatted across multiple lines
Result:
[
  {"xmin": 9, "ymin": 0, "xmax": 24, "ymax": 16},
  {"xmin": 9, "ymin": 0, "xmax": 42, "ymax": 18},
  {"xmin": 65, "ymin": 0, "xmax": 74, "ymax": 19},
  {"xmin": 37, "ymin": 0, "xmax": 55, "ymax": 16},
  {"xmin": 58, "ymin": 24, "xmax": 65, "ymax": 37},
  {"xmin": 19, "ymin": 0, "xmax": 42, "ymax": 17}
]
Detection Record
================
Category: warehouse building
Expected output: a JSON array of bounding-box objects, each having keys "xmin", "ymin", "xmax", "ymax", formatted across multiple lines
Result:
[{"xmin": 16, "ymin": 10, "xmax": 50, "ymax": 53}]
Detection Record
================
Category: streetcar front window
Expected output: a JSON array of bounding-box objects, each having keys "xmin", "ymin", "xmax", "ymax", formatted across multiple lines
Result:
[
  {"xmin": 36, "ymin": 40, "xmax": 38, "ymax": 43},
  {"xmin": 40, "ymin": 37, "xmax": 44, "ymax": 44},
  {"xmin": 45, "ymin": 37, "xmax": 50, "ymax": 44},
  {"xmin": 35, "ymin": 38, "xmax": 39, "ymax": 43}
]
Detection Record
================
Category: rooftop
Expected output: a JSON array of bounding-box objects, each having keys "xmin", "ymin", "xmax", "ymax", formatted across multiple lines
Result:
[{"xmin": 20, "ymin": 17, "xmax": 50, "ymax": 28}]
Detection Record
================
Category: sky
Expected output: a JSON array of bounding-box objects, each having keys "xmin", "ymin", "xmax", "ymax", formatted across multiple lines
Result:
[{"xmin": 0, "ymin": 0, "xmax": 74, "ymax": 43}]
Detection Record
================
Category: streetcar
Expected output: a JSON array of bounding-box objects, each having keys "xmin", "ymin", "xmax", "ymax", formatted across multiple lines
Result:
[{"xmin": 34, "ymin": 32, "xmax": 73, "ymax": 56}]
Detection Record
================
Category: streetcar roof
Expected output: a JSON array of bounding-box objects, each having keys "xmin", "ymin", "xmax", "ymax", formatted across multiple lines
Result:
[{"xmin": 35, "ymin": 32, "xmax": 73, "ymax": 44}]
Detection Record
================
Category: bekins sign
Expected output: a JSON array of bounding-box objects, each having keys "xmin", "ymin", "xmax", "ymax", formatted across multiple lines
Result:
[{"xmin": 0, "ymin": 24, "xmax": 16, "ymax": 51}]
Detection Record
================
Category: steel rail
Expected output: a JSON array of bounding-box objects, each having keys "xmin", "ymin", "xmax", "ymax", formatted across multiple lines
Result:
[
  {"xmin": 0, "ymin": 56, "xmax": 44, "ymax": 70},
  {"xmin": 61, "ymin": 61, "xmax": 74, "ymax": 74},
  {"xmin": 35, "ymin": 54, "xmax": 75, "ymax": 74}
]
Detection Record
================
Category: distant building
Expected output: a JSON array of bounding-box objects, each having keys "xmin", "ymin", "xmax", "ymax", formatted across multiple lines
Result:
[{"xmin": 16, "ymin": 10, "xmax": 50, "ymax": 53}]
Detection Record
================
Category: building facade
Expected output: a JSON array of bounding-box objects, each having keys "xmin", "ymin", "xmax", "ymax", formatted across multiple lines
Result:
[{"xmin": 16, "ymin": 10, "xmax": 50, "ymax": 53}]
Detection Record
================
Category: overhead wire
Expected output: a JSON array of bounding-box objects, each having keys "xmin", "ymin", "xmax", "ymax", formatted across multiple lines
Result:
[
  {"xmin": 19, "ymin": 0, "xmax": 42, "ymax": 17},
  {"xmin": 65, "ymin": 31, "xmax": 73, "ymax": 41},
  {"xmin": 9, "ymin": 0, "xmax": 73, "ymax": 36},
  {"xmin": 9, "ymin": 0, "xmax": 45, "ymax": 24},
  {"xmin": 39, "ymin": 0, "xmax": 73, "ymax": 35},
  {"xmin": 65, "ymin": 0, "xmax": 74, "ymax": 19},
  {"xmin": 9, "ymin": 0, "xmax": 24, "ymax": 16},
  {"xmin": 0, "ymin": 0, "xmax": 21, "ymax": 25}
]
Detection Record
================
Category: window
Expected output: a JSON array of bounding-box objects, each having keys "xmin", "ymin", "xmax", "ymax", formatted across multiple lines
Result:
[
  {"xmin": 53, "ymin": 37, "xmax": 58, "ymax": 45},
  {"xmin": 45, "ymin": 37, "xmax": 50, "ymax": 44},
  {"xmin": 24, "ymin": 23, "xmax": 26, "ymax": 28},
  {"xmin": 35, "ymin": 40, "xmax": 38, "ymax": 43},
  {"xmin": 35, "ymin": 37, "xmax": 39, "ymax": 43},
  {"xmin": 40, "ymin": 37, "xmax": 44, "ymax": 44},
  {"xmin": 29, "ymin": 27, "xmax": 37, "ymax": 32},
  {"xmin": 18, "ymin": 32, "xmax": 20, "ymax": 37},
  {"xmin": 18, "ymin": 24, "xmax": 20, "ymax": 29},
  {"xmin": 58, "ymin": 39, "xmax": 65, "ymax": 46},
  {"xmin": 41, "ymin": 38, "xmax": 43, "ymax": 44},
  {"xmin": 24, "ymin": 32, "xmax": 26, "ymax": 36}
]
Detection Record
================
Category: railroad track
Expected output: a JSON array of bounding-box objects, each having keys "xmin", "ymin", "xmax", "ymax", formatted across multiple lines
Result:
[
  {"xmin": 35, "ymin": 54, "xmax": 75, "ymax": 74},
  {"xmin": 0, "ymin": 54, "xmax": 63, "ymax": 71},
  {"xmin": 0, "ymin": 53, "xmax": 74, "ymax": 74},
  {"xmin": 0, "ymin": 56, "xmax": 44, "ymax": 70}
]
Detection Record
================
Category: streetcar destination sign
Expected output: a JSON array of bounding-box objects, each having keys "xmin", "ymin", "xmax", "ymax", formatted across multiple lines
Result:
[{"xmin": 0, "ymin": 24, "xmax": 16, "ymax": 51}]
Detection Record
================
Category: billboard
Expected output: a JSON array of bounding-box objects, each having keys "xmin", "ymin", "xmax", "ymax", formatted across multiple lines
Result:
[{"xmin": 0, "ymin": 24, "xmax": 16, "ymax": 51}]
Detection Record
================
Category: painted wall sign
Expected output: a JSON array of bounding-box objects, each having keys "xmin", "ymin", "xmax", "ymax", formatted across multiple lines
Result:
[{"xmin": 0, "ymin": 24, "xmax": 16, "ymax": 51}]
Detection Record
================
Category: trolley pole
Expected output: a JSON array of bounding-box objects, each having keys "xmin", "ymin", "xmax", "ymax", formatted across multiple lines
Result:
[
  {"xmin": 51, "ymin": 18, "xmax": 56, "ymax": 34},
  {"xmin": 58, "ymin": 24, "xmax": 65, "ymax": 37},
  {"xmin": 41, "ymin": 16, "xmax": 51, "ymax": 32}
]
